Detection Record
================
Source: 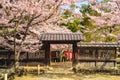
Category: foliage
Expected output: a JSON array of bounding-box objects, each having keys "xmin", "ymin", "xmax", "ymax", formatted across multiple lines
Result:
[
  {"xmin": 0, "ymin": 0, "xmax": 78, "ymax": 68},
  {"xmin": 105, "ymin": 36, "xmax": 117, "ymax": 42},
  {"xmin": 70, "ymin": 4, "xmax": 76, "ymax": 10},
  {"xmin": 0, "ymin": 28, "xmax": 16, "ymax": 35},
  {"xmin": 117, "ymin": 65, "xmax": 120, "ymax": 69},
  {"xmin": 101, "ymin": 8, "xmax": 111, "ymax": 13},
  {"xmin": 80, "ymin": 5, "xmax": 92, "ymax": 14},
  {"xmin": 15, "ymin": 68, "xmax": 27, "ymax": 77},
  {"xmin": 83, "ymin": 32, "xmax": 92, "ymax": 42},
  {"xmin": 62, "ymin": 0, "xmax": 120, "ymax": 42},
  {"xmin": 80, "ymin": 4, "xmax": 101, "ymax": 16},
  {"xmin": 80, "ymin": 15, "xmax": 95, "ymax": 28},
  {"xmin": 101, "ymin": 0, "xmax": 111, "ymax": 3},
  {"xmin": 62, "ymin": 10, "xmax": 73, "ymax": 18},
  {"xmin": 66, "ymin": 18, "xmax": 81, "ymax": 32}
]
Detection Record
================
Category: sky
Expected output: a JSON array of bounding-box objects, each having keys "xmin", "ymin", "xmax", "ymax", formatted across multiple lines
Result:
[
  {"xmin": 60, "ymin": 0, "xmax": 88, "ymax": 9},
  {"xmin": 61, "ymin": 1, "xmax": 88, "ymax": 12},
  {"xmin": 60, "ymin": 0, "xmax": 104, "ymax": 13},
  {"xmin": 60, "ymin": 0, "xmax": 88, "ymax": 13},
  {"xmin": 75, "ymin": 1, "xmax": 88, "ymax": 12}
]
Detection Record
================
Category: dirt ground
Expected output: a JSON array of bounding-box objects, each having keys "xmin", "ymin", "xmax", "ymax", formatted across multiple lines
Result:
[
  {"xmin": 15, "ymin": 74, "xmax": 120, "ymax": 80},
  {"xmin": 15, "ymin": 62, "xmax": 120, "ymax": 80}
]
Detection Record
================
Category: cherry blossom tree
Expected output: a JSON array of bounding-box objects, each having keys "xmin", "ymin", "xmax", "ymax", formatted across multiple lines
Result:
[
  {"xmin": 88, "ymin": 0, "xmax": 120, "ymax": 41},
  {"xmin": 0, "ymin": 0, "xmax": 82, "ymax": 68},
  {"xmin": 0, "ymin": 0, "xmax": 61, "ymax": 68},
  {"xmin": 88, "ymin": 0, "xmax": 120, "ymax": 26},
  {"xmin": 60, "ymin": 0, "xmax": 120, "ymax": 42}
]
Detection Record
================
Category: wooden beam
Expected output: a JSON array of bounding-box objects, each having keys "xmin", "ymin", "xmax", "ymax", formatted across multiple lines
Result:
[
  {"xmin": 114, "ymin": 47, "xmax": 117, "ymax": 67},
  {"xmin": 45, "ymin": 43, "xmax": 50, "ymax": 65},
  {"xmin": 77, "ymin": 59, "xmax": 116, "ymax": 62},
  {"xmin": 42, "ymin": 41, "xmax": 80, "ymax": 44},
  {"xmin": 95, "ymin": 48, "xmax": 98, "ymax": 66},
  {"xmin": 72, "ymin": 42, "xmax": 78, "ymax": 66}
]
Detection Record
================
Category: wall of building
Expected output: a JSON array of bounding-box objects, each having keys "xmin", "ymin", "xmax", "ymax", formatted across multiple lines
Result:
[
  {"xmin": 76, "ymin": 47, "xmax": 116, "ymax": 69},
  {"xmin": 19, "ymin": 50, "xmax": 45, "ymax": 66},
  {"xmin": 0, "ymin": 45, "xmax": 118, "ymax": 69},
  {"xmin": 0, "ymin": 48, "xmax": 46, "ymax": 67}
]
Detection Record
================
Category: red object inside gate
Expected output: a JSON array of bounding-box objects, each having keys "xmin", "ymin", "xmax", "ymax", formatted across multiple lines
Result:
[{"xmin": 64, "ymin": 50, "xmax": 74, "ymax": 60}]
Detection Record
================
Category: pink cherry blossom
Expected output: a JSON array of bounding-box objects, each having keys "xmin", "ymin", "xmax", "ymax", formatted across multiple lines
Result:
[{"xmin": 0, "ymin": 0, "xmax": 79, "ymax": 53}]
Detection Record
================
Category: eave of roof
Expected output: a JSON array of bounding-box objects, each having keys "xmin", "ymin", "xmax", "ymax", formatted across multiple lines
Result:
[
  {"xmin": 78, "ymin": 42, "xmax": 120, "ymax": 47},
  {"xmin": 39, "ymin": 33, "xmax": 83, "ymax": 42}
]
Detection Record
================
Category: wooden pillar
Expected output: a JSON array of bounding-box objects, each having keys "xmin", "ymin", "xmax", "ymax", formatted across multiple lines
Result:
[
  {"xmin": 114, "ymin": 47, "xmax": 117, "ymax": 67},
  {"xmin": 72, "ymin": 42, "xmax": 78, "ymax": 66},
  {"xmin": 26, "ymin": 52, "xmax": 28, "ymax": 66},
  {"xmin": 95, "ymin": 48, "xmax": 98, "ymax": 67},
  {"xmin": 4, "ymin": 73, "xmax": 7, "ymax": 80},
  {"xmin": 37, "ymin": 65, "xmax": 40, "ymax": 75},
  {"xmin": 45, "ymin": 43, "xmax": 50, "ymax": 65}
]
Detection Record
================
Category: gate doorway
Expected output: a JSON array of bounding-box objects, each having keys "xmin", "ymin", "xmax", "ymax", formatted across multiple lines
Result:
[{"xmin": 50, "ymin": 44, "xmax": 73, "ymax": 68}]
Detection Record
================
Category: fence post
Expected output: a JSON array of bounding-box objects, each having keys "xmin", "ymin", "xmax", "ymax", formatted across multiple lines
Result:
[
  {"xmin": 26, "ymin": 65, "xmax": 28, "ymax": 72},
  {"xmin": 38, "ymin": 65, "xmax": 40, "ymax": 75},
  {"xmin": 4, "ymin": 73, "xmax": 7, "ymax": 80}
]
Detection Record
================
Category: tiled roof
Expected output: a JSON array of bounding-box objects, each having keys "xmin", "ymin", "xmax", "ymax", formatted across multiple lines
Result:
[
  {"xmin": 78, "ymin": 42, "xmax": 120, "ymax": 47},
  {"xmin": 39, "ymin": 33, "xmax": 83, "ymax": 42}
]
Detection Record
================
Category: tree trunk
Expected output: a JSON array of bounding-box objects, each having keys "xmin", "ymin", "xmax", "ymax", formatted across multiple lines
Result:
[
  {"xmin": 15, "ymin": 51, "xmax": 20, "ymax": 69},
  {"xmin": 14, "ymin": 19, "xmax": 32, "ymax": 69}
]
